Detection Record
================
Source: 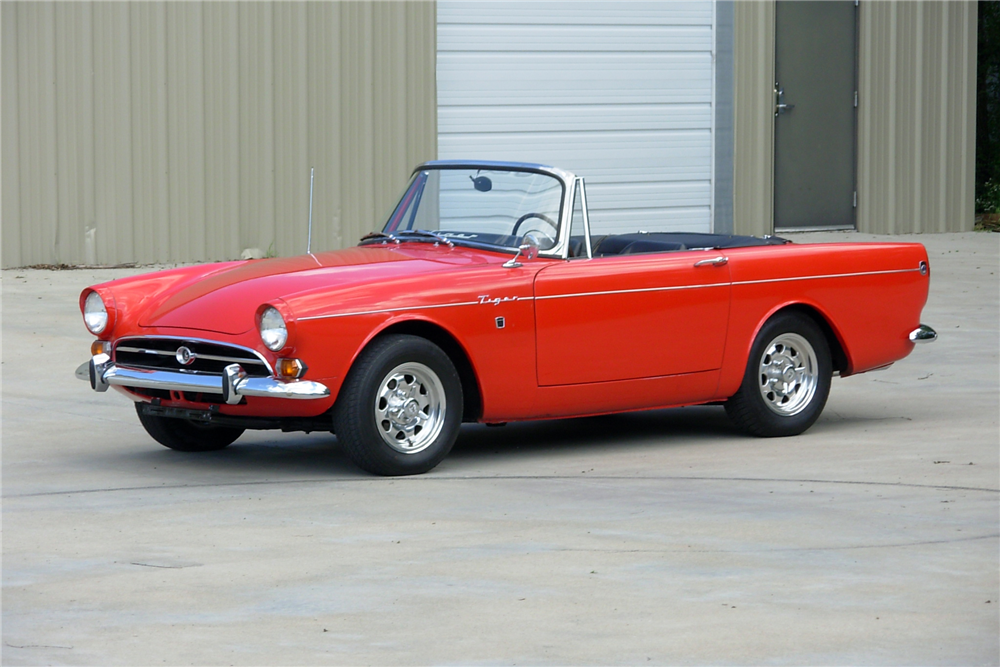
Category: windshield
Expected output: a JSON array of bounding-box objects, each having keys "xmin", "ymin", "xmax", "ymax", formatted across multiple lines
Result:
[{"xmin": 380, "ymin": 167, "xmax": 564, "ymax": 251}]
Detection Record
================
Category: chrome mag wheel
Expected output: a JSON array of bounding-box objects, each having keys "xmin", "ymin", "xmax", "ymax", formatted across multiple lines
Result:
[
  {"xmin": 334, "ymin": 334, "xmax": 463, "ymax": 476},
  {"xmin": 757, "ymin": 332, "xmax": 819, "ymax": 417},
  {"xmin": 374, "ymin": 362, "xmax": 447, "ymax": 454}
]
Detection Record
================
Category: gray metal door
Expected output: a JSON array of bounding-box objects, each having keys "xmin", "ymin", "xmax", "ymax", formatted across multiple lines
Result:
[{"xmin": 773, "ymin": 1, "xmax": 857, "ymax": 231}]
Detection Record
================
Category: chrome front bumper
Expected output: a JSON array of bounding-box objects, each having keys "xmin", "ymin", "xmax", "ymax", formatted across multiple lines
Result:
[
  {"xmin": 909, "ymin": 324, "xmax": 938, "ymax": 344},
  {"xmin": 77, "ymin": 354, "xmax": 330, "ymax": 403}
]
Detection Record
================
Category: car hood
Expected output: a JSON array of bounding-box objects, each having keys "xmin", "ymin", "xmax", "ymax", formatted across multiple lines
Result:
[{"xmin": 136, "ymin": 245, "xmax": 500, "ymax": 334}]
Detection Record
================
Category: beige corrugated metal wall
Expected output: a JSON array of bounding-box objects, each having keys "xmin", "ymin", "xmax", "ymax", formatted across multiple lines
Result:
[
  {"xmin": 732, "ymin": 0, "xmax": 976, "ymax": 236},
  {"xmin": 1, "ymin": 1, "xmax": 436, "ymax": 268},
  {"xmin": 857, "ymin": 1, "xmax": 977, "ymax": 233},
  {"xmin": 733, "ymin": 0, "xmax": 775, "ymax": 237}
]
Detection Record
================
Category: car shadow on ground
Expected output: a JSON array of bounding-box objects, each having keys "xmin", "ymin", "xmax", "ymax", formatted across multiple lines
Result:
[
  {"xmin": 449, "ymin": 405, "xmax": 740, "ymax": 461},
  {"xmin": 100, "ymin": 404, "xmax": 889, "ymax": 481},
  {"xmin": 107, "ymin": 431, "xmax": 354, "ymax": 479},
  {"xmin": 94, "ymin": 406, "xmax": 905, "ymax": 483},
  {"xmin": 101, "ymin": 405, "xmax": 741, "ymax": 481}
]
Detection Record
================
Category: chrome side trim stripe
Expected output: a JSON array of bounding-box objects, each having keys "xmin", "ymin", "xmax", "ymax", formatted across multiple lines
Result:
[
  {"xmin": 535, "ymin": 282, "xmax": 726, "ymax": 301},
  {"xmin": 297, "ymin": 267, "xmax": 922, "ymax": 321},
  {"xmin": 536, "ymin": 268, "xmax": 921, "ymax": 302},
  {"xmin": 299, "ymin": 300, "xmax": 487, "ymax": 322},
  {"xmin": 731, "ymin": 267, "xmax": 921, "ymax": 286}
]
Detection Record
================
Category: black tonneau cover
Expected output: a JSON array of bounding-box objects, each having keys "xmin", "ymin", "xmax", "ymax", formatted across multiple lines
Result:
[{"xmin": 570, "ymin": 232, "xmax": 791, "ymax": 258}]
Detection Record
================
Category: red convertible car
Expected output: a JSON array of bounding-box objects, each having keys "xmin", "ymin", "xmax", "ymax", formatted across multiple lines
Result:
[{"xmin": 78, "ymin": 161, "xmax": 937, "ymax": 475}]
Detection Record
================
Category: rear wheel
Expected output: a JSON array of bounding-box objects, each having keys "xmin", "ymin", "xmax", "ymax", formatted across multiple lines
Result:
[
  {"xmin": 334, "ymin": 335, "xmax": 463, "ymax": 476},
  {"xmin": 725, "ymin": 313, "xmax": 832, "ymax": 437},
  {"xmin": 135, "ymin": 403, "xmax": 244, "ymax": 452}
]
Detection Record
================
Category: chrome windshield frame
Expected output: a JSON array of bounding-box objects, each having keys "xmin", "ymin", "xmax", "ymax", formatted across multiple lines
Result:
[
  {"xmin": 402, "ymin": 160, "xmax": 579, "ymax": 260},
  {"xmin": 570, "ymin": 176, "xmax": 594, "ymax": 259}
]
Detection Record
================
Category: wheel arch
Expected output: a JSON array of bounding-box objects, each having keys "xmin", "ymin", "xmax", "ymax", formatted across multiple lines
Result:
[
  {"xmin": 364, "ymin": 319, "xmax": 484, "ymax": 422},
  {"xmin": 758, "ymin": 303, "xmax": 851, "ymax": 375}
]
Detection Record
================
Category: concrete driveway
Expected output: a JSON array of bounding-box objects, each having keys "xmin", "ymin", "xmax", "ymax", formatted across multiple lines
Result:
[{"xmin": 3, "ymin": 232, "xmax": 998, "ymax": 665}]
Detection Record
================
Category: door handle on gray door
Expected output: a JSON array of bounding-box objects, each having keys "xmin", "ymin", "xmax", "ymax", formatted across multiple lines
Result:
[
  {"xmin": 694, "ymin": 256, "xmax": 728, "ymax": 267},
  {"xmin": 774, "ymin": 85, "xmax": 795, "ymax": 116}
]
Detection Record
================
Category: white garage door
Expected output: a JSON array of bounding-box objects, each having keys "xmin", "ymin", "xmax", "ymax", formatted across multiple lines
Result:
[{"xmin": 437, "ymin": 1, "xmax": 716, "ymax": 235}]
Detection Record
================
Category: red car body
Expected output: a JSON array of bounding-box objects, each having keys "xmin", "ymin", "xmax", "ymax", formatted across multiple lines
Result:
[
  {"xmin": 79, "ymin": 161, "xmax": 935, "ymax": 475},
  {"xmin": 84, "ymin": 240, "xmax": 929, "ymax": 419}
]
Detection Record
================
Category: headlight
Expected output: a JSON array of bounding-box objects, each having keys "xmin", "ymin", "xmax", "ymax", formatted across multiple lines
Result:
[
  {"xmin": 259, "ymin": 306, "xmax": 288, "ymax": 351},
  {"xmin": 83, "ymin": 292, "xmax": 108, "ymax": 334}
]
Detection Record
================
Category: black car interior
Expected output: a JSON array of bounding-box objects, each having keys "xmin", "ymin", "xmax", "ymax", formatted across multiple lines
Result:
[{"xmin": 567, "ymin": 232, "xmax": 791, "ymax": 258}]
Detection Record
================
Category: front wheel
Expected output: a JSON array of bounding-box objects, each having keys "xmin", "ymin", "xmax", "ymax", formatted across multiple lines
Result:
[
  {"xmin": 724, "ymin": 313, "xmax": 832, "ymax": 437},
  {"xmin": 334, "ymin": 335, "xmax": 463, "ymax": 476},
  {"xmin": 135, "ymin": 403, "xmax": 244, "ymax": 452}
]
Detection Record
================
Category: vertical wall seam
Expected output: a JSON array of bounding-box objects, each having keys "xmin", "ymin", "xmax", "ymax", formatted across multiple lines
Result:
[
  {"xmin": 269, "ymin": 1, "xmax": 276, "ymax": 251},
  {"xmin": 236, "ymin": 3, "xmax": 242, "ymax": 256},
  {"xmin": 50, "ymin": 6, "xmax": 59, "ymax": 261},
  {"xmin": 887, "ymin": 1, "xmax": 897, "ymax": 234},
  {"xmin": 125, "ymin": 5, "xmax": 134, "ymax": 261},
  {"xmin": 164, "ymin": 2, "xmax": 171, "ymax": 258},
  {"xmin": 90, "ymin": 1, "xmax": 98, "ymax": 261},
  {"xmin": 858, "ymin": 0, "xmax": 869, "ymax": 232},
  {"xmin": 201, "ymin": 1, "xmax": 208, "ymax": 257},
  {"xmin": 767, "ymin": 1, "xmax": 775, "ymax": 233},
  {"xmin": 15, "ymin": 2, "xmax": 22, "ymax": 263},
  {"xmin": 913, "ymin": 2, "xmax": 923, "ymax": 233},
  {"xmin": 126, "ymin": 5, "xmax": 134, "ymax": 261},
  {"xmin": 12, "ymin": 2, "xmax": 22, "ymax": 265},
  {"xmin": 960, "ymin": 1, "xmax": 972, "ymax": 231},
  {"xmin": 939, "ymin": 3, "xmax": 949, "ymax": 232},
  {"xmin": 164, "ymin": 2, "xmax": 172, "ymax": 260}
]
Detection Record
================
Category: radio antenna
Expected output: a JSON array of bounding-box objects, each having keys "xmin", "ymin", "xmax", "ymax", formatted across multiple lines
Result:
[{"xmin": 307, "ymin": 167, "xmax": 315, "ymax": 253}]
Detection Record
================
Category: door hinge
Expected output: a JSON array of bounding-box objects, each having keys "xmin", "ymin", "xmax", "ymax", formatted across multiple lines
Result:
[
  {"xmin": 854, "ymin": 91, "xmax": 858, "ymax": 107},
  {"xmin": 853, "ymin": 191, "xmax": 858, "ymax": 208}
]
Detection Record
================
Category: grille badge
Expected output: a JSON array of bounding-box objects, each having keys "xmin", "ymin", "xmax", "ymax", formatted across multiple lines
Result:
[{"xmin": 175, "ymin": 346, "xmax": 197, "ymax": 366}]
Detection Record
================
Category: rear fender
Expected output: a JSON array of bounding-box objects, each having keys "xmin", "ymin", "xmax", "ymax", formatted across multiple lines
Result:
[
  {"xmin": 754, "ymin": 302, "xmax": 853, "ymax": 374},
  {"xmin": 718, "ymin": 299, "xmax": 854, "ymax": 399}
]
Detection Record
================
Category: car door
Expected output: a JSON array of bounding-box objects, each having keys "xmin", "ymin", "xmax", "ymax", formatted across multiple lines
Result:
[{"xmin": 533, "ymin": 252, "xmax": 732, "ymax": 386}]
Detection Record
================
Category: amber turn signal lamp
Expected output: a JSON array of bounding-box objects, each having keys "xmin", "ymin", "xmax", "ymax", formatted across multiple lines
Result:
[
  {"xmin": 91, "ymin": 340, "xmax": 110, "ymax": 356},
  {"xmin": 276, "ymin": 358, "xmax": 307, "ymax": 380}
]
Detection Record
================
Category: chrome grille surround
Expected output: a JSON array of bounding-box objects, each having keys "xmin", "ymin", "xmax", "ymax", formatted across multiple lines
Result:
[{"xmin": 113, "ymin": 336, "xmax": 272, "ymax": 377}]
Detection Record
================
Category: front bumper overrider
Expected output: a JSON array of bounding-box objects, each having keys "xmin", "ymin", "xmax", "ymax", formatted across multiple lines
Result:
[{"xmin": 77, "ymin": 353, "xmax": 330, "ymax": 404}]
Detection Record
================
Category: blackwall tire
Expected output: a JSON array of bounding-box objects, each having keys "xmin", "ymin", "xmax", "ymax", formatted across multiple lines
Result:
[
  {"xmin": 334, "ymin": 334, "xmax": 463, "ymax": 476},
  {"xmin": 134, "ymin": 403, "xmax": 243, "ymax": 452},
  {"xmin": 724, "ymin": 313, "xmax": 832, "ymax": 437}
]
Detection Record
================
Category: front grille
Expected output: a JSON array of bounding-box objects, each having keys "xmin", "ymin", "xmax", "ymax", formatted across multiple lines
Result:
[{"xmin": 114, "ymin": 337, "xmax": 271, "ymax": 377}]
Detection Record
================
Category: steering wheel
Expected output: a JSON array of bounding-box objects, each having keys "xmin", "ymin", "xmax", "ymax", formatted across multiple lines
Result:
[{"xmin": 511, "ymin": 212, "xmax": 558, "ymax": 237}]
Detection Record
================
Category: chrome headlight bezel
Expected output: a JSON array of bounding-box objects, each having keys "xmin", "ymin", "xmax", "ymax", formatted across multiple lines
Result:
[
  {"xmin": 258, "ymin": 306, "xmax": 288, "ymax": 352},
  {"xmin": 83, "ymin": 291, "xmax": 109, "ymax": 334}
]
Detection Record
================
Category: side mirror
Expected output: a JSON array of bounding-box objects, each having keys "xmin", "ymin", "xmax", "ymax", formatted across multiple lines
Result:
[{"xmin": 503, "ymin": 237, "xmax": 539, "ymax": 268}]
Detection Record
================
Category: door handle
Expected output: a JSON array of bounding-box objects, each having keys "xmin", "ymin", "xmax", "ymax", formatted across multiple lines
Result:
[
  {"xmin": 694, "ymin": 256, "xmax": 728, "ymax": 267},
  {"xmin": 774, "ymin": 84, "xmax": 795, "ymax": 116}
]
